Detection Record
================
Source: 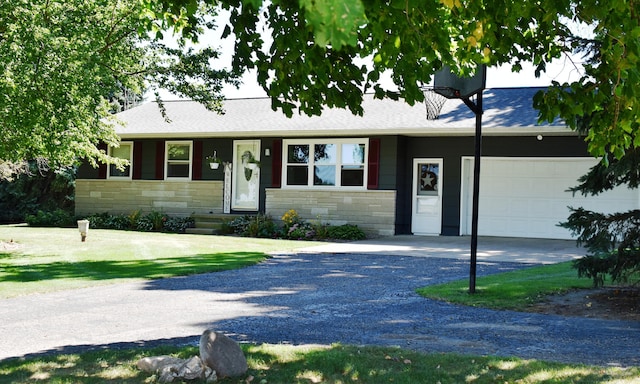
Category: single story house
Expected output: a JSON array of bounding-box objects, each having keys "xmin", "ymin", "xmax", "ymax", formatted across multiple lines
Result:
[{"xmin": 76, "ymin": 88, "xmax": 639, "ymax": 239}]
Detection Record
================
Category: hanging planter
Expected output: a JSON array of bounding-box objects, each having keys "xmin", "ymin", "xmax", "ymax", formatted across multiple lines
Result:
[{"xmin": 205, "ymin": 151, "xmax": 222, "ymax": 170}]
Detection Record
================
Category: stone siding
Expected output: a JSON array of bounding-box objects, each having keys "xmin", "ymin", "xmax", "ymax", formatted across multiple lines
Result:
[
  {"xmin": 75, "ymin": 180, "xmax": 223, "ymax": 217},
  {"xmin": 265, "ymin": 189, "xmax": 396, "ymax": 236}
]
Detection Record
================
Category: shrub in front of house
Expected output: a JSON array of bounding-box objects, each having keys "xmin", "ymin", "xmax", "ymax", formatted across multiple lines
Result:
[
  {"xmin": 246, "ymin": 214, "xmax": 280, "ymax": 238},
  {"xmin": 25, "ymin": 209, "xmax": 75, "ymax": 228},
  {"xmin": 281, "ymin": 209, "xmax": 302, "ymax": 229},
  {"xmin": 285, "ymin": 222, "xmax": 316, "ymax": 240},
  {"xmin": 83, "ymin": 212, "xmax": 131, "ymax": 230},
  {"xmin": 327, "ymin": 224, "xmax": 367, "ymax": 240},
  {"xmin": 225, "ymin": 215, "xmax": 253, "ymax": 235},
  {"xmin": 280, "ymin": 209, "xmax": 316, "ymax": 240},
  {"xmin": 28, "ymin": 210, "xmax": 195, "ymax": 234},
  {"xmin": 226, "ymin": 214, "xmax": 281, "ymax": 238},
  {"xmin": 162, "ymin": 216, "xmax": 195, "ymax": 233},
  {"xmin": 280, "ymin": 210, "xmax": 367, "ymax": 241},
  {"xmin": 141, "ymin": 210, "xmax": 167, "ymax": 231},
  {"xmin": 226, "ymin": 211, "xmax": 367, "ymax": 241}
]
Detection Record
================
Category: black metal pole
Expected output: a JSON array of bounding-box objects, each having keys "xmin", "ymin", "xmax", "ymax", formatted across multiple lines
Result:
[{"xmin": 468, "ymin": 91, "xmax": 483, "ymax": 294}]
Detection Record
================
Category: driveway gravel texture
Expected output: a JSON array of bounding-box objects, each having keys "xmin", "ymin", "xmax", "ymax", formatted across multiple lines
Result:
[{"xmin": 0, "ymin": 252, "xmax": 638, "ymax": 367}]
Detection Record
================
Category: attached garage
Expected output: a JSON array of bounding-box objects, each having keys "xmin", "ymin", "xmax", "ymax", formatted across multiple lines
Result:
[{"xmin": 460, "ymin": 157, "xmax": 640, "ymax": 239}]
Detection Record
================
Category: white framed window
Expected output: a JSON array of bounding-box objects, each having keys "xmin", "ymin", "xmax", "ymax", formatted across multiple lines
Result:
[
  {"xmin": 283, "ymin": 139, "xmax": 368, "ymax": 188},
  {"xmin": 108, "ymin": 141, "xmax": 133, "ymax": 179},
  {"xmin": 165, "ymin": 141, "xmax": 192, "ymax": 179}
]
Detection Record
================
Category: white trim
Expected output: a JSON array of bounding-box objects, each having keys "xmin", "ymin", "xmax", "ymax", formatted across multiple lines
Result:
[
  {"xmin": 281, "ymin": 138, "xmax": 369, "ymax": 190},
  {"xmin": 107, "ymin": 141, "xmax": 133, "ymax": 180},
  {"xmin": 459, "ymin": 157, "xmax": 473, "ymax": 236},
  {"xmin": 165, "ymin": 141, "xmax": 193, "ymax": 180},
  {"xmin": 117, "ymin": 126, "xmax": 573, "ymax": 140}
]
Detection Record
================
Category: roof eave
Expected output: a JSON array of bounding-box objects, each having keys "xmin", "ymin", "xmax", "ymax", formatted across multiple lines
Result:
[{"xmin": 116, "ymin": 125, "xmax": 574, "ymax": 140}]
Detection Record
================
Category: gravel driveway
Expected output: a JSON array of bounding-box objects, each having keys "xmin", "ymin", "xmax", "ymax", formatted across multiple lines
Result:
[{"xmin": 0, "ymin": 251, "xmax": 638, "ymax": 367}]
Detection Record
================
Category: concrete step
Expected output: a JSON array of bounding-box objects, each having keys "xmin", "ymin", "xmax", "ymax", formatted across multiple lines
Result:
[
  {"xmin": 194, "ymin": 221, "xmax": 225, "ymax": 230},
  {"xmin": 188, "ymin": 213, "xmax": 254, "ymax": 235},
  {"xmin": 185, "ymin": 227, "xmax": 221, "ymax": 235},
  {"xmin": 192, "ymin": 213, "xmax": 226, "ymax": 221}
]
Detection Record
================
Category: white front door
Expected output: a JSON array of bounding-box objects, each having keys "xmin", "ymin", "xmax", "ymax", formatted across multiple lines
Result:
[
  {"xmin": 231, "ymin": 140, "xmax": 261, "ymax": 211},
  {"xmin": 411, "ymin": 158, "xmax": 443, "ymax": 235}
]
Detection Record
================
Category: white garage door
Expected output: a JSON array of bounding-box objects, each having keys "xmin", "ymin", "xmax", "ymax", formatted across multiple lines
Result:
[{"xmin": 461, "ymin": 157, "xmax": 639, "ymax": 239}]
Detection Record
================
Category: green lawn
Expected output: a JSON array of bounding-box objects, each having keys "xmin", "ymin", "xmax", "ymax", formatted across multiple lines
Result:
[
  {"xmin": 0, "ymin": 224, "xmax": 316, "ymax": 298},
  {"xmin": 417, "ymin": 261, "xmax": 595, "ymax": 311},
  {"xmin": 1, "ymin": 344, "xmax": 638, "ymax": 383}
]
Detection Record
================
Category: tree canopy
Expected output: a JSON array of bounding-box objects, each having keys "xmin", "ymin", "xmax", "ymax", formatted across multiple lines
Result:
[
  {"xmin": 3, "ymin": 0, "xmax": 636, "ymax": 171},
  {"xmin": 148, "ymin": 0, "xmax": 638, "ymax": 160},
  {"xmin": 0, "ymin": 0, "xmax": 238, "ymax": 176}
]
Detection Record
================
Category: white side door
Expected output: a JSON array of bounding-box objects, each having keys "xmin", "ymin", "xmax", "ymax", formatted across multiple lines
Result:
[{"xmin": 411, "ymin": 158, "xmax": 443, "ymax": 235}]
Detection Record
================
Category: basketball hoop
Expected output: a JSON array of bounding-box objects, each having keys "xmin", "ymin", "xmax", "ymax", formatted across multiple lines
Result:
[
  {"xmin": 434, "ymin": 65, "xmax": 486, "ymax": 99},
  {"xmin": 422, "ymin": 87, "xmax": 448, "ymax": 120},
  {"xmin": 431, "ymin": 63, "xmax": 487, "ymax": 294}
]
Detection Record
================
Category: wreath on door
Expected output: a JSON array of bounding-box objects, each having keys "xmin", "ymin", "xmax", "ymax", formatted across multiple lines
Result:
[{"xmin": 241, "ymin": 150, "xmax": 260, "ymax": 181}]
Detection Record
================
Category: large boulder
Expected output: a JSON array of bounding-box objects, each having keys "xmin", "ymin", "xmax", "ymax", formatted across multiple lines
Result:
[{"xmin": 199, "ymin": 330, "xmax": 248, "ymax": 378}]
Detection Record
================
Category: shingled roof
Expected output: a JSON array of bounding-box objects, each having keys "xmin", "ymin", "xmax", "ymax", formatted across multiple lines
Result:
[{"xmin": 113, "ymin": 87, "xmax": 569, "ymax": 139}]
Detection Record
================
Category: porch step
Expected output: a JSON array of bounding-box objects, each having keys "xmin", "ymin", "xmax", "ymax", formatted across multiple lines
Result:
[
  {"xmin": 186, "ymin": 213, "xmax": 251, "ymax": 235},
  {"xmin": 185, "ymin": 227, "xmax": 220, "ymax": 235}
]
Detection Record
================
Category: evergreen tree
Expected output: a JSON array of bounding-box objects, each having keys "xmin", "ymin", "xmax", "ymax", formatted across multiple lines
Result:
[{"xmin": 561, "ymin": 150, "xmax": 640, "ymax": 287}]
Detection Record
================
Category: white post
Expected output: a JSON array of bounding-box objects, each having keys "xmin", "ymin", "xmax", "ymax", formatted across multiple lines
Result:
[
  {"xmin": 77, "ymin": 220, "xmax": 90, "ymax": 242},
  {"xmin": 223, "ymin": 163, "xmax": 232, "ymax": 214}
]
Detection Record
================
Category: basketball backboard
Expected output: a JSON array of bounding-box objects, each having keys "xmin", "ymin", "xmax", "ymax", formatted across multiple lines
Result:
[{"xmin": 434, "ymin": 64, "xmax": 486, "ymax": 99}]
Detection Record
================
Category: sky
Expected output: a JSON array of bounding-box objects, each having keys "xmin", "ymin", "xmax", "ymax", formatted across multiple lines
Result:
[
  {"xmin": 156, "ymin": 10, "xmax": 586, "ymax": 101},
  {"xmin": 219, "ymin": 59, "xmax": 584, "ymax": 100}
]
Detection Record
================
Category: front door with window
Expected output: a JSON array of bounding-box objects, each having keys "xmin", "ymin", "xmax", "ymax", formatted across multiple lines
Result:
[
  {"xmin": 231, "ymin": 140, "xmax": 261, "ymax": 211},
  {"xmin": 411, "ymin": 158, "xmax": 443, "ymax": 235}
]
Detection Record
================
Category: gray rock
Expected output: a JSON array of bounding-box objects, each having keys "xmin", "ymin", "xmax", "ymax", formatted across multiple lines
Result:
[
  {"xmin": 177, "ymin": 356, "xmax": 209, "ymax": 381},
  {"xmin": 138, "ymin": 354, "xmax": 217, "ymax": 383},
  {"xmin": 158, "ymin": 365, "xmax": 178, "ymax": 383},
  {"xmin": 136, "ymin": 355, "xmax": 184, "ymax": 373},
  {"xmin": 199, "ymin": 329, "xmax": 248, "ymax": 378}
]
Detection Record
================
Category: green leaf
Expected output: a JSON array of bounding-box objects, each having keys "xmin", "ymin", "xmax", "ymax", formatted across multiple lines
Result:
[{"xmin": 299, "ymin": 0, "xmax": 367, "ymax": 49}]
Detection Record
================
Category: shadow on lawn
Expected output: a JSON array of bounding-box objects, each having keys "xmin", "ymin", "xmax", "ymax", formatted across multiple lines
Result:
[
  {"xmin": 0, "ymin": 252, "xmax": 265, "ymax": 282},
  {"xmin": 1, "ymin": 335, "xmax": 200, "ymax": 362}
]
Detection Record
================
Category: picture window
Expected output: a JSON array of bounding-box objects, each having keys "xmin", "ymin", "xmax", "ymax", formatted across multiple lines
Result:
[{"xmin": 283, "ymin": 139, "xmax": 367, "ymax": 188}]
